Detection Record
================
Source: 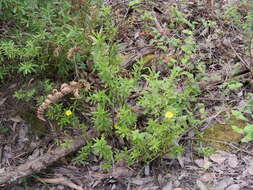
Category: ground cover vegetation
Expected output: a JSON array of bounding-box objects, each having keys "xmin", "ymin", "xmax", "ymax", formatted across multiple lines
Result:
[{"xmin": 1, "ymin": 0, "xmax": 253, "ymax": 188}]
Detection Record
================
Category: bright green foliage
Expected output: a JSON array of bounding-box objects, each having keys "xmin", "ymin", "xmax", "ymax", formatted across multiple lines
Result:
[
  {"xmin": 92, "ymin": 137, "xmax": 113, "ymax": 170},
  {"xmin": 46, "ymin": 104, "xmax": 79, "ymax": 128},
  {"xmin": 18, "ymin": 61, "xmax": 38, "ymax": 75},
  {"xmin": 13, "ymin": 79, "xmax": 56, "ymax": 104},
  {"xmin": 0, "ymin": 0, "xmax": 109, "ymax": 81},
  {"xmin": 128, "ymin": 0, "xmax": 142, "ymax": 7},
  {"xmin": 231, "ymin": 110, "xmax": 249, "ymax": 121},
  {"xmin": 9, "ymin": 0, "xmax": 249, "ymax": 168},
  {"xmin": 196, "ymin": 147, "xmax": 214, "ymax": 157},
  {"xmin": 72, "ymin": 141, "xmax": 93, "ymax": 164},
  {"xmin": 17, "ymin": 2, "xmax": 203, "ymax": 166},
  {"xmin": 14, "ymin": 88, "xmax": 36, "ymax": 102},
  {"xmin": 169, "ymin": 6, "xmax": 195, "ymax": 29},
  {"xmin": 232, "ymin": 124, "xmax": 253, "ymax": 142},
  {"xmin": 231, "ymin": 94, "xmax": 253, "ymax": 142},
  {"xmin": 81, "ymin": 28, "xmax": 200, "ymax": 165},
  {"xmin": 92, "ymin": 104, "xmax": 112, "ymax": 132}
]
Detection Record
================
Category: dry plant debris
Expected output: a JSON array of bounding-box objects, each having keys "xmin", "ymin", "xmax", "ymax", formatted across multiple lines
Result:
[{"xmin": 37, "ymin": 80, "xmax": 90, "ymax": 121}]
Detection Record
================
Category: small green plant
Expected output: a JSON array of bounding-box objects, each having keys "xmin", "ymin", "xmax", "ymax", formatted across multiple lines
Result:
[
  {"xmin": 196, "ymin": 147, "xmax": 215, "ymax": 157},
  {"xmin": 46, "ymin": 104, "xmax": 79, "ymax": 128},
  {"xmin": 13, "ymin": 88, "xmax": 36, "ymax": 102},
  {"xmin": 128, "ymin": 0, "xmax": 142, "ymax": 7},
  {"xmin": 169, "ymin": 6, "xmax": 195, "ymax": 29},
  {"xmin": 231, "ymin": 94, "xmax": 253, "ymax": 142},
  {"xmin": 92, "ymin": 137, "xmax": 113, "ymax": 170},
  {"xmin": 232, "ymin": 124, "xmax": 253, "ymax": 142},
  {"xmin": 75, "ymin": 29, "xmax": 201, "ymax": 166},
  {"xmin": 60, "ymin": 138, "xmax": 73, "ymax": 149},
  {"xmin": 72, "ymin": 141, "xmax": 93, "ymax": 164},
  {"xmin": 18, "ymin": 61, "xmax": 38, "ymax": 76}
]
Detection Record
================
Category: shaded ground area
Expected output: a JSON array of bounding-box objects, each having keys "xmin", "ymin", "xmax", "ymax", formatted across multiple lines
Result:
[{"xmin": 1, "ymin": 0, "xmax": 253, "ymax": 189}]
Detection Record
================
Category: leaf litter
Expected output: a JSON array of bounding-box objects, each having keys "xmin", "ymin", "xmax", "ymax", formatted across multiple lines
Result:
[{"xmin": 1, "ymin": 0, "xmax": 253, "ymax": 189}]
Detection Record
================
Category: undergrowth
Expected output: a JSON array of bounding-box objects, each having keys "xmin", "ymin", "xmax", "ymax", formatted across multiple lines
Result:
[{"xmin": 2, "ymin": 0, "xmax": 253, "ymax": 169}]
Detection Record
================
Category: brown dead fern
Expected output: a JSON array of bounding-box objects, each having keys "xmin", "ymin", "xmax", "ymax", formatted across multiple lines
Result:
[
  {"xmin": 37, "ymin": 80, "xmax": 90, "ymax": 121},
  {"xmin": 67, "ymin": 46, "xmax": 81, "ymax": 60}
]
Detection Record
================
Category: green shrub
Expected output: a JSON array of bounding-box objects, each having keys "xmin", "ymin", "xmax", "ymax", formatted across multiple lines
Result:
[{"xmin": 0, "ymin": 0, "xmax": 110, "ymax": 81}]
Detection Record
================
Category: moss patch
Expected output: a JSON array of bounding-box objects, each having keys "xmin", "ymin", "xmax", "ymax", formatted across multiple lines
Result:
[{"xmin": 201, "ymin": 117, "xmax": 245, "ymax": 150}]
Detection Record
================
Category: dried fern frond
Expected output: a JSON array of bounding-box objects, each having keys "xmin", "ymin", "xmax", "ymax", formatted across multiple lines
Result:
[
  {"xmin": 37, "ymin": 80, "xmax": 90, "ymax": 121},
  {"xmin": 67, "ymin": 46, "xmax": 81, "ymax": 60}
]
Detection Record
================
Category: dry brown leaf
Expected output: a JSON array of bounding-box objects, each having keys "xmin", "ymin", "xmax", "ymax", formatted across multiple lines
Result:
[
  {"xmin": 195, "ymin": 157, "xmax": 212, "ymax": 169},
  {"xmin": 9, "ymin": 115, "xmax": 23, "ymax": 123},
  {"xmin": 200, "ymin": 173, "xmax": 216, "ymax": 183},
  {"xmin": 247, "ymin": 165, "xmax": 253, "ymax": 175},
  {"xmin": 214, "ymin": 177, "xmax": 233, "ymax": 190},
  {"xmin": 227, "ymin": 155, "xmax": 238, "ymax": 168},
  {"xmin": 112, "ymin": 166, "xmax": 134, "ymax": 178},
  {"xmin": 210, "ymin": 153, "xmax": 227, "ymax": 164},
  {"xmin": 0, "ymin": 97, "xmax": 7, "ymax": 106},
  {"xmin": 131, "ymin": 177, "xmax": 153, "ymax": 185},
  {"xmin": 162, "ymin": 182, "xmax": 172, "ymax": 190}
]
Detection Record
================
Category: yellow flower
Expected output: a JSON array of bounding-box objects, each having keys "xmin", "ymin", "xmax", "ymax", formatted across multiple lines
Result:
[
  {"xmin": 165, "ymin": 111, "xmax": 174, "ymax": 119},
  {"xmin": 65, "ymin": 110, "xmax": 72, "ymax": 116}
]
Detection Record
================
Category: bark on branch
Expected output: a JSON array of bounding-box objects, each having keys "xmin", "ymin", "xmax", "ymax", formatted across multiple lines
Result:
[{"xmin": 0, "ymin": 132, "xmax": 96, "ymax": 185}]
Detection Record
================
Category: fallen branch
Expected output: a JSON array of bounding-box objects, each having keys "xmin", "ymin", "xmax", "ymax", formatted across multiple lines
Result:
[{"xmin": 0, "ymin": 131, "xmax": 96, "ymax": 185}]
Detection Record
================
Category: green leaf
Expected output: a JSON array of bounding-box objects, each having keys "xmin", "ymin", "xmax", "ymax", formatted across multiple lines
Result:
[
  {"xmin": 231, "ymin": 125, "xmax": 244, "ymax": 134},
  {"xmin": 128, "ymin": 0, "xmax": 141, "ymax": 7},
  {"xmin": 241, "ymin": 135, "xmax": 253, "ymax": 143},
  {"xmin": 182, "ymin": 29, "xmax": 193, "ymax": 35},
  {"xmin": 231, "ymin": 110, "xmax": 248, "ymax": 121},
  {"xmin": 244, "ymin": 124, "xmax": 253, "ymax": 134}
]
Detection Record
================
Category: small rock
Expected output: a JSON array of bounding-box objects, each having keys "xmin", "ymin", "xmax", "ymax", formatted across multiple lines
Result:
[{"xmin": 226, "ymin": 184, "xmax": 240, "ymax": 190}]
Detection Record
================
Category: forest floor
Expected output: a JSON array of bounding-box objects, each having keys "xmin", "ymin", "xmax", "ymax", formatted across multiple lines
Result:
[{"xmin": 1, "ymin": 0, "xmax": 253, "ymax": 189}]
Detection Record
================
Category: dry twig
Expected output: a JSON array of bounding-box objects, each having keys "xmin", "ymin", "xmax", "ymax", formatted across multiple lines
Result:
[{"xmin": 37, "ymin": 176, "xmax": 84, "ymax": 190}]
